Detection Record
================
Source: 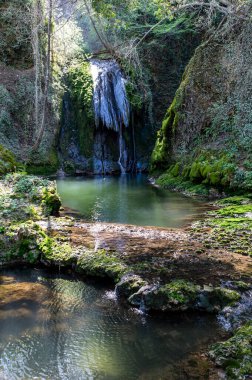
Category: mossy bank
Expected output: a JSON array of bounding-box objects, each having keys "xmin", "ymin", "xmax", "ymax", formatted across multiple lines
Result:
[
  {"xmin": 0, "ymin": 173, "xmax": 251, "ymax": 378},
  {"xmin": 151, "ymin": 20, "xmax": 252, "ymax": 196}
]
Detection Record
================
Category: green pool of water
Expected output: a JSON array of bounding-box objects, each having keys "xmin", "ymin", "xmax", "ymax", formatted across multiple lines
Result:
[
  {"xmin": 0, "ymin": 269, "xmax": 222, "ymax": 380},
  {"xmin": 57, "ymin": 174, "xmax": 207, "ymax": 228}
]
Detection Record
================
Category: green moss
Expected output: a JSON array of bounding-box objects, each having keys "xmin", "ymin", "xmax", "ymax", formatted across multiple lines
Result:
[
  {"xmin": 170, "ymin": 162, "xmax": 180, "ymax": 177},
  {"xmin": 209, "ymin": 171, "xmax": 222, "ymax": 186},
  {"xmin": 1, "ymin": 221, "xmax": 44, "ymax": 264},
  {"xmin": 232, "ymin": 281, "xmax": 251, "ymax": 291},
  {"xmin": 0, "ymin": 216, "xmax": 75, "ymax": 266},
  {"xmin": 0, "ymin": 174, "xmax": 61, "ymax": 224},
  {"xmin": 41, "ymin": 187, "xmax": 61, "ymax": 216},
  {"xmin": 156, "ymin": 172, "xmax": 209, "ymax": 196},
  {"xmin": 0, "ymin": 175, "xmax": 73, "ymax": 266},
  {"xmin": 77, "ymin": 250, "xmax": 128, "ymax": 282},
  {"xmin": 39, "ymin": 235, "xmax": 73, "ymax": 264},
  {"xmin": 159, "ymin": 280, "xmax": 198, "ymax": 304},
  {"xmin": 192, "ymin": 196, "xmax": 252, "ymax": 256},
  {"xmin": 215, "ymin": 204, "xmax": 252, "ymax": 217},
  {"xmin": 0, "ymin": 145, "xmax": 22, "ymax": 176},
  {"xmin": 189, "ymin": 162, "xmax": 202, "ymax": 182},
  {"xmin": 209, "ymin": 323, "xmax": 252, "ymax": 379},
  {"xmin": 142, "ymin": 280, "xmax": 199, "ymax": 311},
  {"xmin": 217, "ymin": 196, "xmax": 252, "ymax": 205},
  {"xmin": 59, "ymin": 62, "xmax": 95, "ymax": 166},
  {"xmin": 150, "ymin": 130, "xmax": 171, "ymax": 172},
  {"xmin": 153, "ymin": 151, "xmax": 247, "ymax": 194},
  {"xmin": 210, "ymin": 288, "xmax": 241, "ymax": 308},
  {"xmin": 150, "ymin": 89, "xmax": 184, "ymax": 172},
  {"xmin": 67, "ymin": 62, "xmax": 93, "ymax": 121},
  {"xmin": 125, "ymin": 81, "xmax": 143, "ymax": 110},
  {"xmin": 181, "ymin": 165, "xmax": 190, "ymax": 178}
]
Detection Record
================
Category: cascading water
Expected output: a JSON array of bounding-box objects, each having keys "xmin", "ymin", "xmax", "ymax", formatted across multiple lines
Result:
[{"xmin": 90, "ymin": 59, "xmax": 130, "ymax": 173}]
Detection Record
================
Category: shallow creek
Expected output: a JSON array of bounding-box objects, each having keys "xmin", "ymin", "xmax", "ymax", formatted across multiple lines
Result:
[
  {"xmin": 0, "ymin": 176, "xmax": 225, "ymax": 379},
  {"xmin": 0, "ymin": 269, "xmax": 224, "ymax": 380}
]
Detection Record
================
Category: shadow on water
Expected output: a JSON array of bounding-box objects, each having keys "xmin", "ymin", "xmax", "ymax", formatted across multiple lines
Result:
[{"xmin": 0, "ymin": 268, "xmax": 224, "ymax": 380}]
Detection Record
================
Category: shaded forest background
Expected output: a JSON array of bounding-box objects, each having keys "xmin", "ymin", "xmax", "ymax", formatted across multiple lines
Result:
[{"xmin": 0, "ymin": 0, "xmax": 251, "ymax": 192}]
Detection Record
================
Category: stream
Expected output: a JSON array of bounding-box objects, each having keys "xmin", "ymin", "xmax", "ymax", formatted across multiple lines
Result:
[
  {"xmin": 0, "ymin": 175, "xmax": 225, "ymax": 379},
  {"xmin": 0, "ymin": 268, "xmax": 224, "ymax": 380}
]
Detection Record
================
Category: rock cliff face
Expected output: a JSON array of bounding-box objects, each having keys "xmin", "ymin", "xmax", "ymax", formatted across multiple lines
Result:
[
  {"xmin": 0, "ymin": 0, "xmax": 200, "ymax": 176},
  {"xmin": 59, "ymin": 33, "xmax": 199, "ymax": 175},
  {"xmin": 151, "ymin": 21, "xmax": 252, "ymax": 192}
]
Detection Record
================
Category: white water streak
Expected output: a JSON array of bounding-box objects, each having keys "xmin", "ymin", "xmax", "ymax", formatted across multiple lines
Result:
[{"xmin": 90, "ymin": 59, "xmax": 130, "ymax": 132}]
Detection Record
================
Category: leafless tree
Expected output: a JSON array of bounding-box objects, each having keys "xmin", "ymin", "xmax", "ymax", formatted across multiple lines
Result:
[{"xmin": 32, "ymin": 0, "xmax": 53, "ymax": 151}]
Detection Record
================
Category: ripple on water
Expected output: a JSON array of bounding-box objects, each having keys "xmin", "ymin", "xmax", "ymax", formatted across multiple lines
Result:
[{"xmin": 0, "ymin": 269, "xmax": 223, "ymax": 380}]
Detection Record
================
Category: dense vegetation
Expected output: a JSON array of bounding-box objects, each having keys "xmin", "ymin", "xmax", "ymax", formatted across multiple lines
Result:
[
  {"xmin": 0, "ymin": 1, "xmax": 251, "ymax": 379},
  {"xmin": 0, "ymin": 0, "xmax": 251, "ymax": 185}
]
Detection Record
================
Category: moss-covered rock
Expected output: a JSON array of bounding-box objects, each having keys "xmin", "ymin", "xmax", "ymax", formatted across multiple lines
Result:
[
  {"xmin": 129, "ymin": 280, "xmax": 199, "ymax": 311},
  {"xmin": 209, "ymin": 322, "xmax": 252, "ymax": 379},
  {"xmin": 41, "ymin": 187, "xmax": 61, "ymax": 216},
  {"xmin": 39, "ymin": 235, "xmax": 74, "ymax": 265},
  {"xmin": 147, "ymin": 280, "xmax": 199, "ymax": 311},
  {"xmin": 127, "ymin": 279, "xmax": 242, "ymax": 313},
  {"xmin": 0, "ymin": 174, "xmax": 61, "ymax": 222},
  {"xmin": 156, "ymin": 172, "xmax": 210, "ymax": 197},
  {"xmin": 198, "ymin": 287, "xmax": 241, "ymax": 312},
  {"xmin": 116, "ymin": 274, "xmax": 148, "ymax": 298},
  {"xmin": 150, "ymin": 92, "xmax": 183, "ymax": 172},
  {"xmin": 0, "ymin": 221, "xmax": 44, "ymax": 264},
  {"xmin": 0, "ymin": 145, "xmax": 22, "ymax": 176},
  {"xmin": 76, "ymin": 250, "xmax": 128, "ymax": 282},
  {"xmin": 154, "ymin": 153, "xmax": 239, "ymax": 196}
]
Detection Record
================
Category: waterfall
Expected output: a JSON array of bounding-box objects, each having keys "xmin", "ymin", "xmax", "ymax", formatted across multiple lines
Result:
[{"xmin": 90, "ymin": 59, "xmax": 130, "ymax": 173}]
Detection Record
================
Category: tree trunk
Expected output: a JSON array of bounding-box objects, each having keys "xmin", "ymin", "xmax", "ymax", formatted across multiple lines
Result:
[{"xmin": 32, "ymin": 0, "xmax": 53, "ymax": 151}]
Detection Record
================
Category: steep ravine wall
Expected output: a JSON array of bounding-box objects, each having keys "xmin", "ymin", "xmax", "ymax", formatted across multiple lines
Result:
[
  {"xmin": 151, "ymin": 20, "xmax": 252, "ymax": 193},
  {"xmin": 59, "ymin": 33, "xmax": 200, "ymax": 174},
  {"xmin": 0, "ymin": 9, "xmax": 199, "ymax": 177}
]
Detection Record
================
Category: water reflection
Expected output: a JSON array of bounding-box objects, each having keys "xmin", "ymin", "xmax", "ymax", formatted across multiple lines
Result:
[
  {"xmin": 0, "ymin": 269, "xmax": 222, "ymax": 380},
  {"xmin": 57, "ymin": 174, "xmax": 208, "ymax": 228}
]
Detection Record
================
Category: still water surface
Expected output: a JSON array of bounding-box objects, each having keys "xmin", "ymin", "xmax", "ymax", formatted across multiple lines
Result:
[
  {"xmin": 0, "ymin": 269, "xmax": 222, "ymax": 380},
  {"xmin": 57, "ymin": 174, "xmax": 207, "ymax": 227}
]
